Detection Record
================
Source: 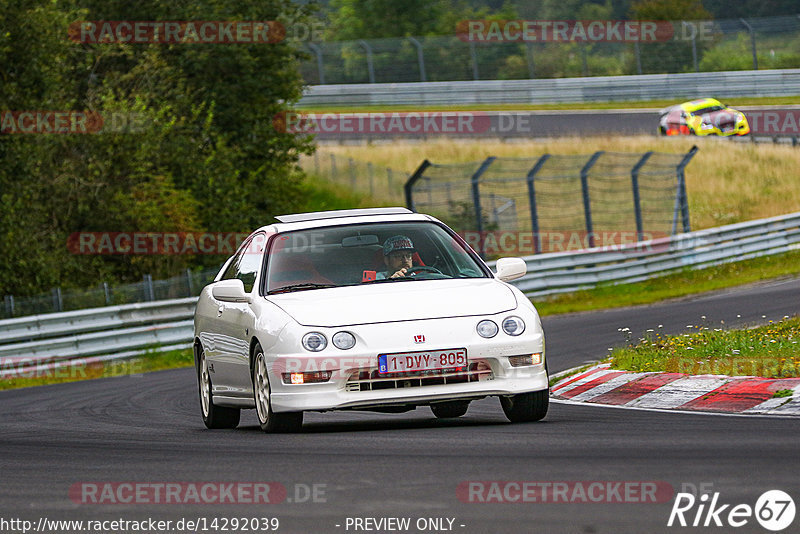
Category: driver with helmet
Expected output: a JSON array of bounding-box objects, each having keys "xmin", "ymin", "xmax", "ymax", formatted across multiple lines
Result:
[{"xmin": 378, "ymin": 235, "xmax": 416, "ymax": 279}]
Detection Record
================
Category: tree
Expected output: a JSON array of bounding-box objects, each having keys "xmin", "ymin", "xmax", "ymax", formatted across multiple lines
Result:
[
  {"xmin": 0, "ymin": 0, "xmax": 315, "ymax": 296},
  {"xmin": 628, "ymin": 0, "xmax": 712, "ymax": 73}
]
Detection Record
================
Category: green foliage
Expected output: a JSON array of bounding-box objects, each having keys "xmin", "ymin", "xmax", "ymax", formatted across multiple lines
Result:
[
  {"xmin": 609, "ymin": 316, "xmax": 800, "ymax": 379},
  {"xmin": 1, "ymin": 0, "xmax": 315, "ymax": 296}
]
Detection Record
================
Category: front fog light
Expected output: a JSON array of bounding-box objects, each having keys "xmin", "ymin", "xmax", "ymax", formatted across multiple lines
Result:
[
  {"xmin": 302, "ymin": 332, "xmax": 327, "ymax": 352},
  {"xmin": 332, "ymin": 331, "xmax": 356, "ymax": 350},
  {"xmin": 502, "ymin": 316, "xmax": 525, "ymax": 336},
  {"xmin": 477, "ymin": 320, "xmax": 498, "ymax": 338}
]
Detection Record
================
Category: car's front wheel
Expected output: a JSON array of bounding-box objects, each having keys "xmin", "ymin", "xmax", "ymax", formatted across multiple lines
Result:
[
  {"xmin": 198, "ymin": 348, "xmax": 240, "ymax": 429},
  {"xmin": 500, "ymin": 390, "xmax": 549, "ymax": 423},
  {"xmin": 430, "ymin": 400, "xmax": 470, "ymax": 419},
  {"xmin": 252, "ymin": 344, "xmax": 303, "ymax": 433}
]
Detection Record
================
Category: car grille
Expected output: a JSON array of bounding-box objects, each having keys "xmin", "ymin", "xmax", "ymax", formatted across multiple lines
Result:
[{"xmin": 345, "ymin": 362, "xmax": 493, "ymax": 392}]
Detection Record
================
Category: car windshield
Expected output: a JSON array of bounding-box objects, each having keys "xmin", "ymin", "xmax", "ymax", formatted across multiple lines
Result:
[
  {"xmin": 690, "ymin": 105, "xmax": 725, "ymax": 115},
  {"xmin": 265, "ymin": 221, "xmax": 488, "ymax": 294}
]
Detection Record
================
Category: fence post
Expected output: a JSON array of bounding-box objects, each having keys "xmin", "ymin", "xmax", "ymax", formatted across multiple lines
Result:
[
  {"xmin": 407, "ymin": 37, "xmax": 427, "ymax": 82},
  {"xmin": 630, "ymin": 152, "xmax": 653, "ymax": 242},
  {"xmin": 471, "ymin": 157, "xmax": 496, "ymax": 256},
  {"xmin": 634, "ymin": 42, "xmax": 642, "ymax": 75},
  {"xmin": 52, "ymin": 287, "xmax": 63, "ymax": 312},
  {"xmin": 581, "ymin": 44, "xmax": 589, "ymax": 76},
  {"xmin": 469, "ymin": 41, "xmax": 479, "ymax": 80},
  {"xmin": 4, "ymin": 295, "xmax": 14, "ymax": 317},
  {"xmin": 103, "ymin": 282, "xmax": 111, "ymax": 305},
  {"xmin": 307, "ymin": 43, "xmax": 325, "ymax": 84},
  {"xmin": 526, "ymin": 154, "xmax": 550, "ymax": 254},
  {"xmin": 330, "ymin": 154, "xmax": 337, "ymax": 181},
  {"xmin": 348, "ymin": 158, "xmax": 356, "ymax": 189},
  {"xmin": 368, "ymin": 162, "xmax": 375, "ymax": 197},
  {"xmin": 580, "ymin": 152, "xmax": 603, "ymax": 248},
  {"xmin": 144, "ymin": 274, "xmax": 155, "ymax": 301},
  {"xmin": 691, "ymin": 32, "xmax": 699, "ymax": 73},
  {"xmin": 740, "ymin": 18, "xmax": 758, "ymax": 70},
  {"xmin": 525, "ymin": 43, "xmax": 536, "ymax": 78},
  {"xmin": 404, "ymin": 160, "xmax": 432, "ymax": 212},
  {"xmin": 358, "ymin": 40, "xmax": 376, "ymax": 83},
  {"xmin": 675, "ymin": 146, "xmax": 698, "ymax": 234},
  {"xmin": 314, "ymin": 150, "xmax": 320, "ymax": 175},
  {"xmin": 186, "ymin": 269, "xmax": 194, "ymax": 297},
  {"xmin": 387, "ymin": 167, "xmax": 393, "ymax": 192}
]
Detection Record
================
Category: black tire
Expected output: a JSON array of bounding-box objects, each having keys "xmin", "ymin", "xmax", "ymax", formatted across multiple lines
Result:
[
  {"xmin": 252, "ymin": 344, "xmax": 303, "ymax": 433},
  {"xmin": 198, "ymin": 348, "xmax": 240, "ymax": 429},
  {"xmin": 430, "ymin": 400, "xmax": 470, "ymax": 419},
  {"xmin": 500, "ymin": 389, "xmax": 549, "ymax": 423}
]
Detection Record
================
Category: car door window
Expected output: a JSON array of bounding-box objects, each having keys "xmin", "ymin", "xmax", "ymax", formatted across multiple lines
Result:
[
  {"xmin": 220, "ymin": 233, "xmax": 265, "ymax": 292},
  {"xmin": 236, "ymin": 233, "xmax": 266, "ymax": 292}
]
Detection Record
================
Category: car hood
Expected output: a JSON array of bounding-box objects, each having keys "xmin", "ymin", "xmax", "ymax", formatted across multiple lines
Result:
[
  {"xmin": 698, "ymin": 109, "xmax": 740, "ymax": 121},
  {"xmin": 267, "ymin": 279, "xmax": 517, "ymax": 327}
]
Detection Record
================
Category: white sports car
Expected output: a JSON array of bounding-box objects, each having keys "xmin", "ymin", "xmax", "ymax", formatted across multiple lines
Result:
[{"xmin": 193, "ymin": 207, "xmax": 548, "ymax": 432}]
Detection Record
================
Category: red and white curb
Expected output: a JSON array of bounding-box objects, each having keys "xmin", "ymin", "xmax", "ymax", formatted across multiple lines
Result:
[{"xmin": 550, "ymin": 363, "xmax": 800, "ymax": 415}]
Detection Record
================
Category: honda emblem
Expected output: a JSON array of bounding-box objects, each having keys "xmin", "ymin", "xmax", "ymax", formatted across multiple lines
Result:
[{"xmin": 414, "ymin": 335, "xmax": 425, "ymax": 343}]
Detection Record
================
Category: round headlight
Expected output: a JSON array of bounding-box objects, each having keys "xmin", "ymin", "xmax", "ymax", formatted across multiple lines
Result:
[
  {"xmin": 302, "ymin": 332, "xmax": 327, "ymax": 352},
  {"xmin": 502, "ymin": 316, "xmax": 525, "ymax": 336},
  {"xmin": 332, "ymin": 331, "xmax": 356, "ymax": 350},
  {"xmin": 477, "ymin": 320, "xmax": 498, "ymax": 338}
]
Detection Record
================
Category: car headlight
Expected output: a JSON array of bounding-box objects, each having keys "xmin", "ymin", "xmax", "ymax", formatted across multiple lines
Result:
[
  {"xmin": 332, "ymin": 331, "xmax": 356, "ymax": 350},
  {"xmin": 476, "ymin": 320, "xmax": 498, "ymax": 338},
  {"xmin": 502, "ymin": 316, "xmax": 525, "ymax": 336},
  {"xmin": 302, "ymin": 332, "xmax": 327, "ymax": 352}
]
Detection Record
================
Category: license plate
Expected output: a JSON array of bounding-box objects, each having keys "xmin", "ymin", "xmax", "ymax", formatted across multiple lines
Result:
[{"xmin": 378, "ymin": 348, "xmax": 467, "ymax": 374}]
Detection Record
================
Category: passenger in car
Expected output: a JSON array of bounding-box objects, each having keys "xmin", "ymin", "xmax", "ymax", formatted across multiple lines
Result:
[{"xmin": 377, "ymin": 235, "xmax": 416, "ymax": 279}]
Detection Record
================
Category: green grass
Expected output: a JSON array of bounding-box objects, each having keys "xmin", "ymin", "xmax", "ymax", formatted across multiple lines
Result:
[
  {"xmin": 608, "ymin": 316, "xmax": 800, "ymax": 378},
  {"xmin": 297, "ymin": 95, "xmax": 800, "ymax": 113},
  {"xmin": 534, "ymin": 249, "xmax": 800, "ymax": 317},
  {"xmin": 0, "ymin": 348, "xmax": 194, "ymax": 391},
  {"xmin": 298, "ymin": 174, "xmax": 395, "ymax": 211}
]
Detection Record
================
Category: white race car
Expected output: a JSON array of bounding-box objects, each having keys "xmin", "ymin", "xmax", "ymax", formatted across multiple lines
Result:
[{"xmin": 193, "ymin": 207, "xmax": 548, "ymax": 432}]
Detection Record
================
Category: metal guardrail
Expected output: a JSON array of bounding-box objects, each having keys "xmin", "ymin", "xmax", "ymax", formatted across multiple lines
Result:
[
  {"xmin": 505, "ymin": 211, "xmax": 800, "ymax": 297},
  {"xmin": 1, "ymin": 211, "xmax": 798, "ymax": 374},
  {"xmin": 0, "ymin": 299, "xmax": 197, "ymax": 377},
  {"xmin": 298, "ymin": 69, "xmax": 800, "ymax": 107}
]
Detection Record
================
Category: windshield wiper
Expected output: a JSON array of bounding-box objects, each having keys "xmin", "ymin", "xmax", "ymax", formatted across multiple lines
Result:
[
  {"xmin": 363, "ymin": 276, "xmax": 421, "ymax": 284},
  {"xmin": 268, "ymin": 283, "xmax": 338, "ymax": 294}
]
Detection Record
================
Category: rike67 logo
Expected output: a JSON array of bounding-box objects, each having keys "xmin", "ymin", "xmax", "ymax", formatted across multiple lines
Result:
[{"xmin": 668, "ymin": 490, "xmax": 795, "ymax": 531}]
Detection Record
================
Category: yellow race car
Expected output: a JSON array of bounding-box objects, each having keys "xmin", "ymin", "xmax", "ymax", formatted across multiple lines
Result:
[{"xmin": 659, "ymin": 98, "xmax": 750, "ymax": 136}]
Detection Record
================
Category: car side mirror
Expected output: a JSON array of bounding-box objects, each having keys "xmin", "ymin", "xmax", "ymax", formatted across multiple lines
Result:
[
  {"xmin": 212, "ymin": 279, "xmax": 252, "ymax": 303},
  {"xmin": 495, "ymin": 257, "xmax": 527, "ymax": 282}
]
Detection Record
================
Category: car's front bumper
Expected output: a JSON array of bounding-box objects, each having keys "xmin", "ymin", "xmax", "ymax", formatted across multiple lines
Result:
[
  {"xmin": 266, "ymin": 313, "xmax": 547, "ymax": 413},
  {"xmin": 270, "ymin": 363, "xmax": 548, "ymax": 412}
]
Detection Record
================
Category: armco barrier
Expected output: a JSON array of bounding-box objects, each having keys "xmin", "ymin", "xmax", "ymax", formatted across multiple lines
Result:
[
  {"xmin": 512, "ymin": 211, "xmax": 800, "ymax": 296},
  {"xmin": 298, "ymin": 69, "xmax": 800, "ymax": 107},
  {"xmin": 0, "ymin": 211, "xmax": 798, "ymax": 373}
]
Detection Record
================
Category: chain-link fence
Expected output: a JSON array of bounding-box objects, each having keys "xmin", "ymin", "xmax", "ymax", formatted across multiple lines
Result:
[
  {"xmin": 300, "ymin": 16, "xmax": 800, "ymax": 84},
  {"xmin": 300, "ymin": 151, "xmax": 410, "ymax": 204},
  {"xmin": 1, "ymin": 268, "xmax": 219, "ymax": 320},
  {"xmin": 405, "ymin": 148, "xmax": 697, "ymax": 257}
]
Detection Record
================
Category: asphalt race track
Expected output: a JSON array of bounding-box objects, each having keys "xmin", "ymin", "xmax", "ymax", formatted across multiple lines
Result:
[{"xmin": 1, "ymin": 278, "xmax": 799, "ymax": 534}]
